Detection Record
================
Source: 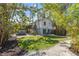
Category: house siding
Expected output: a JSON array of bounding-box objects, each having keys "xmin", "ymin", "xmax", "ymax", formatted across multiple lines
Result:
[{"xmin": 35, "ymin": 19, "xmax": 53, "ymax": 35}]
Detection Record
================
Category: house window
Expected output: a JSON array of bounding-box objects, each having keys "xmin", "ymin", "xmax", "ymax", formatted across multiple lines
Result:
[
  {"xmin": 43, "ymin": 29, "xmax": 46, "ymax": 34},
  {"xmin": 44, "ymin": 22, "xmax": 46, "ymax": 26},
  {"xmin": 48, "ymin": 29, "xmax": 50, "ymax": 34}
]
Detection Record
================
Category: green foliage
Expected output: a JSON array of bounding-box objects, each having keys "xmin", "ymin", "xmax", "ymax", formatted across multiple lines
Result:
[
  {"xmin": 43, "ymin": 4, "xmax": 68, "ymax": 27},
  {"xmin": 0, "ymin": 3, "xmax": 30, "ymax": 46},
  {"xmin": 44, "ymin": 3, "xmax": 79, "ymax": 45},
  {"xmin": 18, "ymin": 36, "xmax": 64, "ymax": 51}
]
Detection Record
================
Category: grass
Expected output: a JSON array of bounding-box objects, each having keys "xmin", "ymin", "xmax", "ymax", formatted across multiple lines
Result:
[{"xmin": 18, "ymin": 36, "xmax": 64, "ymax": 52}]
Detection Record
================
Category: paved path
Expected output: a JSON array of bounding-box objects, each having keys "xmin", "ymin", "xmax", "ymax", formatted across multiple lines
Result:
[{"xmin": 24, "ymin": 40, "xmax": 76, "ymax": 56}]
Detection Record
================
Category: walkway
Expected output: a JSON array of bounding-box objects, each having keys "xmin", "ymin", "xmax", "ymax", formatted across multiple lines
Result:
[{"xmin": 24, "ymin": 40, "xmax": 76, "ymax": 56}]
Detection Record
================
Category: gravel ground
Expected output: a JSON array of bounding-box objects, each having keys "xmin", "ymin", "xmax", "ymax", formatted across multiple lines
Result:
[{"xmin": 24, "ymin": 40, "xmax": 76, "ymax": 56}]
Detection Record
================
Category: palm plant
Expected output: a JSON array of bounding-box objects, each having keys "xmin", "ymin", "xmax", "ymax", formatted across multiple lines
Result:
[{"xmin": 0, "ymin": 3, "xmax": 30, "ymax": 46}]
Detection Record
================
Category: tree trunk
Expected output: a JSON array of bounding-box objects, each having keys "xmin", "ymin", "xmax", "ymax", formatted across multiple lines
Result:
[
  {"xmin": 0, "ymin": 31, "xmax": 4, "ymax": 46},
  {"xmin": 70, "ymin": 29, "xmax": 79, "ymax": 53},
  {"xmin": 0, "ymin": 29, "xmax": 10, "ymax": 46}
]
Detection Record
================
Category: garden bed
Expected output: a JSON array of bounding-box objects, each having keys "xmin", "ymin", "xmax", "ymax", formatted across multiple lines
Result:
[
  {"xmin": 18, "ymin": 36, "xmax": 64, "ymax": 52},
  {"xmin": 0, "ymin": 36, "xmax": 64, "ymax": 56}
]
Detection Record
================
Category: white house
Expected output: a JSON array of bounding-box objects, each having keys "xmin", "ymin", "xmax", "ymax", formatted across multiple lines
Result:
[{"xmin": 34, "ymin": 9, "xmax": 55, "ymax": 35}]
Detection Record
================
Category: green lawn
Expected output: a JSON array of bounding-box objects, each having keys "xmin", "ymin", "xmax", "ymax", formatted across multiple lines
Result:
[{"xmin": 18, "ymin": 36, "xmax": 64, "ymax": 52}]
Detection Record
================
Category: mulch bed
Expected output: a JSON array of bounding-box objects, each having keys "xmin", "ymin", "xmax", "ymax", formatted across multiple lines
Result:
[{"xmin": 0, "ymin": 40, "xmax": 27, "ymax": 56}]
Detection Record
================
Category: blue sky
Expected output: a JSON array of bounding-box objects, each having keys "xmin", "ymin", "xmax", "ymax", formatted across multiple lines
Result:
[
  {"xmin": 23, "ymin": 3, "xmax": 43, "ymax": 17},
  {"xmin": 24, "ymin": 3, "xmax": 42, "ymax": 9}
]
